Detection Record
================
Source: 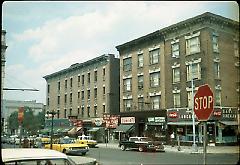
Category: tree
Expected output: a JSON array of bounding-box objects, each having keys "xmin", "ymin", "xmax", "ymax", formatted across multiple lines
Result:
[{"xmin": 8, "ymin": 107, "xmax": 45, "ymax": 135}]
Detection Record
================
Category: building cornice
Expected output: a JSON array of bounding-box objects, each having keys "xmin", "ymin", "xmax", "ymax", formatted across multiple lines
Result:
[{"xmin": 116, "ymin": 12, "xmax": 239, "ymax": 52}]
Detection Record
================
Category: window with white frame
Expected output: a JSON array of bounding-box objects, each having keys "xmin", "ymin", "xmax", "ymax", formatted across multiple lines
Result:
[
  {"xmin": 138, "ymin": 54, "xmax": 144, "ymax": 67},
  {"xmin": 124, "ymin": 99, "xmax": 132, "ymax": 111},
  {"xmin": 138, "ymin": 76, "xmax": 144, "ymax": 90},
  {"xmin": 173, "ymin": 67, "xmax": 180, "ymax": 83},
  {"xmin": 94, "ymin": 106, "xmax": 97, "ymax": 117},
  {"xmin": 123, "ymin": 58, "xmax": 132, "ymax": 71},
  {"xmin": 171, "ymin": 42, "xmax": 180, "ymax": 58},
  {"xmin": 173, "ymin": 93, "xmax": 181, "ymax": 108},
  {"xmin": 151, "ymin": 96, "xmax": 160, "ymax": 110},
  {"xmin": 123, "ymin": 78, "xmax": 132, "ymax": 92},
  {"xmin": 150, "ymin": 72, "xmax": 160, "ymax": 87},
  {"xmin": 214, "ymin": 62, "xmax": 220, "ymax": 79},
  {"xmin": 212, "ymin": 34, "xmax": 219, "ymax": 53},
  {"xmin": 149, "ymin": 49, "xmax": 159, "ymax": 64},
  {"xmin": 187, "ymin": 90, "xmax": 196, "ymax": 108},
  {"xmin": 186, "ymin": 63, "xmax": 201, "ymax": 81},
  {"xmin": 215, "ymin": 89, "xmax": 221, "ymax": 106},
  {"xmin": 186, "ymin": 35, "xmax": 200, "ymax": 55}
]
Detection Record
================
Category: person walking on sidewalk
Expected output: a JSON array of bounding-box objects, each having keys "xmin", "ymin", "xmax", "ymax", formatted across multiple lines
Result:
[{"xmin": 170, "ymin": 132, "xmax": 175, "ymax": 147}]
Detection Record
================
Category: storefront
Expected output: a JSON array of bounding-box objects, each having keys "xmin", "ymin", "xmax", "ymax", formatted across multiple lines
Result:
[{"xmin": 167, "ymin": 107, "xmax": 239, "ymax": 146}]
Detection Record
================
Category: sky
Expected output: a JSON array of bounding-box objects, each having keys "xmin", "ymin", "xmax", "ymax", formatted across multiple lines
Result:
[{"xmin": 2, "ymin": 1, "xmax": 239, "ymax": 104}]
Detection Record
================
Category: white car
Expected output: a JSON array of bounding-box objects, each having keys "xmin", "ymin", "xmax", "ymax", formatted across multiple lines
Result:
[
  {"xmin": 2, "ymin": 148, "xmax": 77, "ymax": 165},
  {"xmin": 2, "ymin": 148, "xmax": 97, "ymax": 165}
]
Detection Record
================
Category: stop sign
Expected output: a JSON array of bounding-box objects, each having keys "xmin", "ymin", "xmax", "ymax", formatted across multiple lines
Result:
[{"xmin": 194, "ymin": 84, "xmax": 214, "ymax": 121}]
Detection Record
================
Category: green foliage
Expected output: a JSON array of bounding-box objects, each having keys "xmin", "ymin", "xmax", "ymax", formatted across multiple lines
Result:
[{"xmin": 8, "ymin": 107, "xmax": 45, "ymax": 135}]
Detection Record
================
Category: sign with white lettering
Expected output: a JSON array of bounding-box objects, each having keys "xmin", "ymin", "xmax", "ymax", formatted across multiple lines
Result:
[{"xmin": 121, "ymin": 117, "xmax": 135, "ymax": 124}]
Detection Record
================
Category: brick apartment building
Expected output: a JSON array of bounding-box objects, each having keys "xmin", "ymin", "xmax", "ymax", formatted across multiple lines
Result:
[
  {"xmin": 116, "ymin": 12, "xmax": 239, "ymax": 145},
  {"xmin": 43, "ymin": 54, "xmax": 119, "ymax": 139}
]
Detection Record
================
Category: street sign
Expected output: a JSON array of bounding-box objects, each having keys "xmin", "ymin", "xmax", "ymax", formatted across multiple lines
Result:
[
  {"xmin": 18, "ymin": 107, "xmax": 24, "ymax": 123},
  {"xmin": 194, "ymin": 84, "xmax": 214, "ymax": 121}
]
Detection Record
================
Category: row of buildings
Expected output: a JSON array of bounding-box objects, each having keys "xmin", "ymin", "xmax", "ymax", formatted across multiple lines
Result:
[{"xmin": 43, "ymin": 12, "xmax": 239, "ymax": 145}]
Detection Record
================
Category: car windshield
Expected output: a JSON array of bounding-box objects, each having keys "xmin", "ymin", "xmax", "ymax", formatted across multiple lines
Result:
[{"xmin": 59, "ymin": 138, "xmax": 75, "ymax": 144}]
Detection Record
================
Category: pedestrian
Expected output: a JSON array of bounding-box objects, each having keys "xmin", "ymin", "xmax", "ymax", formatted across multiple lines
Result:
[
  {"xmin": 170, "ymin": 132, "xmax": 175, "ymax": 147},
  {"xmin": 22, "ymin": 137, "xmax": 30, "ymax": 148}
]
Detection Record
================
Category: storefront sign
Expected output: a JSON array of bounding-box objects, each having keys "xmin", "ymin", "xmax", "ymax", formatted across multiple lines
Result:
[
  {"xmin": 213, "ymin": 111, "xmax": 222, "ymax": 117},
  {"xmin": 148, "ymin": 117, "xmax": 165, "ymax": 123},
  {"xmin": 103, "ymin": 114, "xmax": 119, "ymax": 128},
  {"xmin": 94, "ymin": 118, "xmax": 103, "ymax": 126},
  {"xmin": 121, "ymin": 117, "xmax": 135, "ymax": 124},
  {"xmin": 169, "ymin": 112, "xmax": 178, "ymax": 118}
]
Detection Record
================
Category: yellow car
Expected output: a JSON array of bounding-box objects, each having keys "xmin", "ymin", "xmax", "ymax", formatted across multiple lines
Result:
[
  {"xmin": 76, "ymin": 135, "xmax": 97, "ymax": 148},
  {"xmin": 45, "ymin": 137, "xmax": 89, "ymax": 156}
]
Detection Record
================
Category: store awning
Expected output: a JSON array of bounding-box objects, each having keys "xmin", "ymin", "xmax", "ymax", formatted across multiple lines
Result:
[
  {"xmin": 114, "ymin": 124, "xmax": 134, "ymax": 133},
  {"xmin": 88, "ymin": 127, "xmax": 101, "ymax": 132},
  {"xmin": 68, "ymin": 127, "xmax": 83, "ymax": 135},
  {"xmin": 167, "ymin": 121, "xmax": 199, "ymax": 125},
  {"xmin": 219, "ymin": 121, "xmax": 238, "ymax": 126}
]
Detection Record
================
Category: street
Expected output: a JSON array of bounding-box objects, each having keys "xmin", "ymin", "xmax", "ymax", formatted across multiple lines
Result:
[{"xmin": 82, "ymin": 147, "xmax": 239, "ymax": 165}]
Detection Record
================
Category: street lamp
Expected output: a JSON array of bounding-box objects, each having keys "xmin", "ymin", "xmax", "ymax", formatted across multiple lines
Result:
[
  {"xmin": 46, "ymin": 110, "xmax": 57, "ymax": 149},
  {"xmin": 190, "ymin": 60, "xmax": 198, "ymax": 152}
]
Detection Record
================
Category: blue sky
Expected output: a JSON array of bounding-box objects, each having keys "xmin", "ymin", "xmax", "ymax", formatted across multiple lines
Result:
[{"xmin": 2, "ymin": 1, "xmax": 239, "ymax": 104}]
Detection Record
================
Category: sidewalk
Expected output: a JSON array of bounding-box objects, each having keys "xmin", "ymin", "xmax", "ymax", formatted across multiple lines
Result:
[{"xmin": 97, "ymin": 143, "xmax": 239, "ymax": 154}]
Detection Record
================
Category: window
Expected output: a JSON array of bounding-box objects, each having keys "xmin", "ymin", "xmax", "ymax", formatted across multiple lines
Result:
[
  {"xmin": 69, "ymin": 108, "xmax": 72, "ymax": 116},
  {"xmin": 82, "ymin": 107, "xmax": 84, "ymax": 117},
  {"xmin": 149, "ymin": 49, "xmax": 159, "ymax": 64},
  {"xmin": 81, "ymin": 91, "xmax": 84, "ymax": 100},
  {"xmin": 94, "ymin": 106, "xmax": 97, "ymax": 117},
  {"xmin": 94, "ymin": 70, "xmax": 98, "ymax": 82},
  {"xmin": 58, "ymin": 81, "xmax": 60, "ymax": 91},
  {"xmin": 138, "ymin": 97, "xmax": 144, "ymax": 111},
  {"xmin": 123, "ymin": 58, "xmax": 132, "ymax": 71},
  {"xmin": 47, "ymin": 84, "xmax": 50, "ymax": 94},
  {"xmin": 212, "ymin": 35, "xmax": 219, "ymax": 53},
  {"xmin": 103, "ymin": 105, "xmax": 106, "ymax": 113},
  {"xmin": 234, "ymin": 40, "xmax": 239, "ymax": 57},
  {"xmin": 57, "ymin": 96, "xmax": 60, "ymax": 105},
  {"xmin": 214, "ymin": 62, "xmax": 220, "ymax": 79},
  {"xmin": 215, "ymin": 89, "xmax": 221, "ymax": 106},
  {"xmin": 94, "ymin": 88, "xmax": 97, "ymax": 99},
  {"xmin": 150, "ymin": 72, "xmax": 160, "ymax": 87},
  {"xmin": 187, "ymin": 90, "xmax": 196, "ymax": 108},
  {"xmin": 78, "ymin": 91, "xmax": 80, "ymax": 100},
  {"xmin": 78, "ymin": 107, "xmax": 80, "ymax": 115},
  {"xmin": 82, "ymin": 75, "xmax": 84, "ymax": 85},
  {"xmin": 123, "ymin": 78, "xmax": 132, "ymax": 92},
  {"xmin": 64, "ymin": 109, "xmax": 67, "ymax": 118},
  {"xmin": 124, "ymin": 99, "xmax": 132, "ymax": 111},
  {"xmin": 103, "ymin": 87, "xmax": 106, "ymax": 96},
  {"xmin": 173, "ymin": 68, "xmax": 180, "ymax": 83},
  {"xmin": 78, "ymin": 75, "xmax": 80, "ymax": 86},
  {"xmin": 186, "ymin": 36, "xmax": 200, "ymax": 55},
  {"xmin": 138, "ymin": 54, "xmax": 144, "ymax": 67},
  {"xmin": 70, "ymin": 93, "xmax": 72, "ymax": 103},
  {"xmin": 87, "ymin": 90, "xmax": 90, "ymax": 100},
  {"xmin": 186, "ymin": 63, "xmax": 201, "ymax": 81},
  {"xmin": 173, "ymin": 93, "xmax": 181, "ymax": 108},
  {"xmin": 87, "ymin": 107, "xmax": 90, "ymax": 117},
  {"xmin": 64, "ymin": 94, "xmax": 67, "ymax": 104},
  {"xmin": 70, "ymin": 78, "xmax": 73, "ymax": 88},
  {"xmin": 138, "ymin": 76, "xmax": 144, "ymax": 90},
  {"xmin": 65, "ymin": 79, "xmax": 67, "ymax": 89},
  {"xmin": 151, "ymin": 96, "xmax": 160, "ymax": 110},
  {"xmin": 172, "ymin": 43, "xmax": 180, "ymax": 58},
  {"xmin": 88, "ymin": 73, "xmax": 90, "ymax": 84},
  {"xmin": 103, "ymin": 68, "xmax": 106, "ymax": 78}
]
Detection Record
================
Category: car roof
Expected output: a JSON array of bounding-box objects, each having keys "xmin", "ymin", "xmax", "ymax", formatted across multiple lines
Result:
[{"xmin": 2, "ymin": 148, "xmax": 68, "ymax": 162}]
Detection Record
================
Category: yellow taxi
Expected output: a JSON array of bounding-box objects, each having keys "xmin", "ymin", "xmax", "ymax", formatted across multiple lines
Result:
[
  {"xmin": 45, "ymin": 136, "xmax": 89, "ymax": 156},
  {"xmin": 76, "ymin": 135, "xmax": 97, "ymax": 148}
]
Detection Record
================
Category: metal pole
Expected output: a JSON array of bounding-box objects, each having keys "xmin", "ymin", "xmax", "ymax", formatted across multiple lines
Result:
[
  {"xmin": 203, "ymin": 122, "xmax": 207, "ymax": 165},
  {"xmin": 50, "ymin": 114, "xmax": 53, "ymax": 149},
  {"xmin": 191, "ymin": 61, "xmax": 198, "ymax": 152}
]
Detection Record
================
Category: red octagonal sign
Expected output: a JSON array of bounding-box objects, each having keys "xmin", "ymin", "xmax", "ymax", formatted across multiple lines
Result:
[{"xmin": 194, "ymin": 84, "xmax": 214, "ymax": 121}]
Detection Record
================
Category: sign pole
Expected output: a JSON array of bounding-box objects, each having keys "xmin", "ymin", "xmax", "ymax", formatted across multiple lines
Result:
[{"xmin": 203, "ymin": 121, "xmax": 207, "ymax": 165}]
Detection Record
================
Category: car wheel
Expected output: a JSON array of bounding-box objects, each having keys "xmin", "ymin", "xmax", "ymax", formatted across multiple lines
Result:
[
  {"xmin": 62, "ymin": 149, "xmax": 66, "ymax": 154},
  {"xmin": 82, "ymin": 152, "xmax": 86, "ymax": 156},
  {"xmin": 138, "ymin": 146, "xmax": 144, "ymax": 152},
  {"xmin": 121, "ymin": 145, "xmax": 126, "ymax": 151}
]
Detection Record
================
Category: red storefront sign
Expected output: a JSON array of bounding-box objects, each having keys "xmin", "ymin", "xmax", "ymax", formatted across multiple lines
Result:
[
  {"xmin": 168, "ymin": 112, "xmax": 178, "ymax": 118},
  {"xmin": 103, "ymin": 114, "xmax": 119, "ymax": 128}
]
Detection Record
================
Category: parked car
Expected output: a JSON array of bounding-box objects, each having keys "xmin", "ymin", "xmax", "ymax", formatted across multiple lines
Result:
[
  {"xmin": 119, "ymin": 136, "xmax": 165, "ymax": 152},
  {"xmin": 2, "ymin": 148, "xmax": 77, "ymax": 165},
  {"xmin": 76, "ymin": 135, "xmax": 98, "ymax": 148},
  {"xmin": 45, "ymin": 136, "xmax": 89, "ymax": 156}
]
